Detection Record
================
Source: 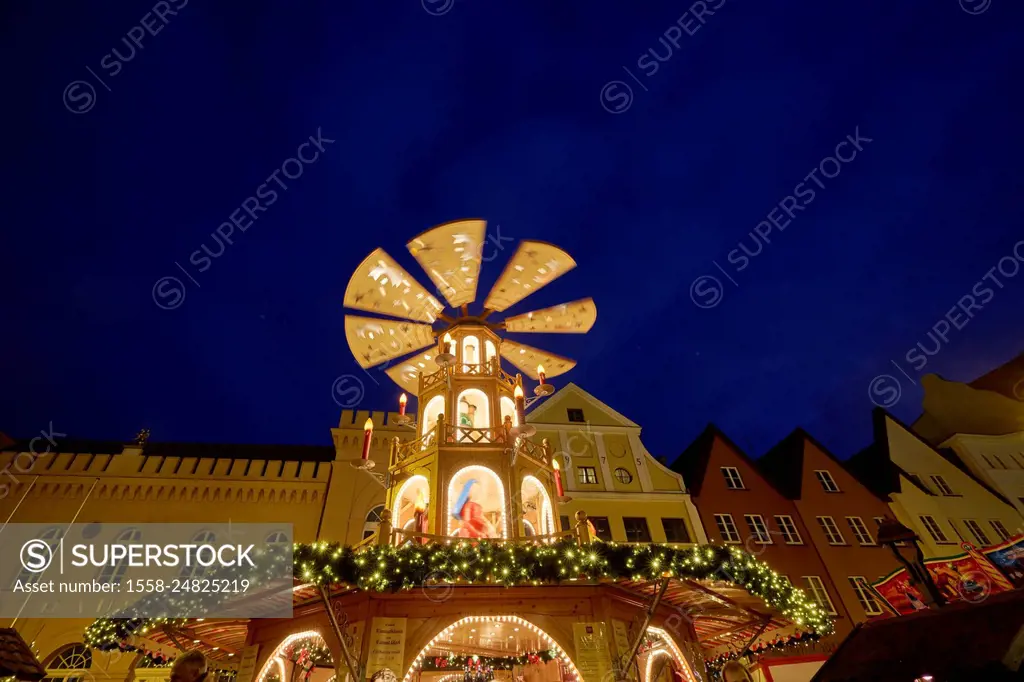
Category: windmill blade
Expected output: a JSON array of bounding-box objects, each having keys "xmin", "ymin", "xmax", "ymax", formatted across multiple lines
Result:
[
  {"xmin": 503, "ymin": 297, "xmax": 597, "ymax": 334},
  {"xmin": 407, "ymin": 219, "xmax": 486, "ymax": 308},
  {"xmin": 345, "ymin": 315, "xmax": 435, "ymax": 369},
  {"xmin": 482, "ymin": 241, "xmax": 577, "ymax": 312},
  {"xmin": 343, "ymin": 248, "xmax": 445, "ymax": 323},
  {"xmin": 499, "ymin": 340, "xmax": 576, "ymax": 380},
  {"xmin": 384, "ymin": 348, "xmax": 438, "ymax": 395}
]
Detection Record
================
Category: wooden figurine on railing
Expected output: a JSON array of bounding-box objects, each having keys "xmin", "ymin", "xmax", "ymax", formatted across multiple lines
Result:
[
  {"xmin": 377, "ymin": 508, "xmax": 393, "ymax": 546},
  {"xmin": 502, "ymin": 415, "xmax": 513, "ymax": 443}
]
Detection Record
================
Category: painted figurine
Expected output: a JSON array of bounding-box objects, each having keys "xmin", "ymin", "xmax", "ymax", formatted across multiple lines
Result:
[{"xmin": 452, "ymin": 479, "xmax": 495, "ymax": 538}]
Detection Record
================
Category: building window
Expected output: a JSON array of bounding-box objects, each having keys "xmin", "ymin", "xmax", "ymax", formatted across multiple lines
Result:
[
  {"xmin": 661, "ymin": 518, "xmax": 691, "ymax": 543},
  {"xmin": 848, "ymin": 577, "xmax": 883, "ymax": 616},
  {"xmin": 803, "ymin": 576, "xmax": 837, "ymax": 615},
  {"xmin": 963, "ymin": 520, "xmax": 991, "ymax": 546},
  {"xmin": 815, "ymin": 470, "xmax": 840, "ymax": 493},
  {"xmin": 180, "ymin": 530, "xmax": 217, "ymax": 578},
  {"xmin": 98, "ymin": 528, "xmax": 142, "ymax": 585},
  {"xmin": 714, "ymin": 514, "xmax": 741, "ymax": 543},
  {"xmin": 930, "ymin": 475, "xmax": 955, "ymax": 496},
  {"xmin": 744, "ymin": 514, "xmax": 772, "ymax": 544},
  {"xmin": 846, "ymin": 517, "xmax": 875, "ymax": 545},
  {"xmin": 623, "ymin": 517, "xmax": 652, "ymax": 543},
  {"xmin": 567, "ymin": 408, "xmax": 585, "ymax": 423},
  {"xmin": 45, "ymin": 644, "xmax": 93, "ymax": 682},
  {"xmin": 816, "ymin": 516, "xmax": 846, "ymax": 545},
  {"xmin": 990, "ymin": 520, "xmax": 1012, "ymax": 542},
  {"xmin": 14, "ymin": 527, "xmax": 62, "ymax": 587},
  {"xmin": 613, "ymin": 468, "xmax": 633, "ymax": 484},
  {"xmin": 919, "ymin": 515, "xmax": 953, "ymax": 544},
  {"xmin": 577, "ymin": 466, "xmax": 598, "ymax": 484},
  {"xmin": 560, "ymin": 515, "xmax": 571, "ymax": 532},
  {"xmin": 363, "ymin": 504, "xmax": 385, "ymax": 540},
  {"xmin": 588, "ymin": 516, "xmax": 613, "ymax": 541},
  {"xmin": 720, "ymin": 467, "xmax": 745, "ymax": 490},
  {"xmin": 906, "ymin": 473, "xmax": 927, "ymax": 491},
  {"xmin": 774, "ymin": 515, "xmax": 803, "ymax": 544}
]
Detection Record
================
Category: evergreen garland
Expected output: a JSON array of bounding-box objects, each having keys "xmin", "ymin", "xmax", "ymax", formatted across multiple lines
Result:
[{"xmin": 85, "ymin": 540, "xmax": 832, "ymax": 655}]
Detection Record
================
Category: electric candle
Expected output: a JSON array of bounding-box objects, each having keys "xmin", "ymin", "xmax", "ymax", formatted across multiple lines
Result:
[
  {"xmin": 361, "ymin": 418, "xmax": 373, "ymax": 460},
  {"xmin": 552, "ymin": 458, "xmax": 564, "ymax": 497},
  {"xmin": 537, "ymin": 364, "xmax": 547, "ymax": 385},
  {"xmin": 443, "ymin": 332, "xmax": 454, "ymax": 354},
  {"xmin": 399, "ymin": 393, "xmax": 407, "ymax": 416},
  {"xmin": 513, "ymin": 384, "xmax": 526, "ymax": 426}
]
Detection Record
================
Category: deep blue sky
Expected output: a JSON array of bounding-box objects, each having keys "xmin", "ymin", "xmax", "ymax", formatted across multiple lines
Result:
[{"xmin": 3, "ymin": 0, "xmax": 1023, "ymax": 461}]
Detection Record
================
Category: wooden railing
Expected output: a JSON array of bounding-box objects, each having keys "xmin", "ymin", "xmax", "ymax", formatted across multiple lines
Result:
[
  {"xmin": 417, "ymin": 357, "xmax": 518, "ymax": 394},
  {"xmin": 392, "ymin": 414, "xmax": 551, "ymax": 467},
  {"xmin": 387, "ymin": 522, "xmax": 581, "ymax": 546}
]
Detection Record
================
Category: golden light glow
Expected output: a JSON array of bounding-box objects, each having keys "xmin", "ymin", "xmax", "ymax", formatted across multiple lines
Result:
[
  {"xmin": 552, "ymin": 458, "xmax": 560, "ymax": 471},
  {"xmin": 399, "ymin": 393, "xmax": 408, "ymax": 407},
  {"xmin": 513, "ymin": 385, "xmax": 524, "ymax": 399},
  {"xmin": 537, "ymin": 364, "xmax": 545, "ymax": 375},
  {"xmin": 414, "ymin": 490, "xmax": 427, "ymax": 513},
  {"xmin": 364, "ymin": 418, "xmax": 374, "ymax": 432}
]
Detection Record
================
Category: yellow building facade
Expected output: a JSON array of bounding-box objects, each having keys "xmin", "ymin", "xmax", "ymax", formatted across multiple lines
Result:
[
  {"xmin": 848, "ymin": 409, "xmax": 1023, "ymax": 559},
  {"xmin": 0, "ymin": 379, "xmax": 707, "ymax": 682}
]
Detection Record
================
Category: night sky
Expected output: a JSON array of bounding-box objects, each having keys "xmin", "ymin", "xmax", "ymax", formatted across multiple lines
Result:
[{"xmin": 3, "ymin": 0, "xmax": 1023, "ymax": 461}]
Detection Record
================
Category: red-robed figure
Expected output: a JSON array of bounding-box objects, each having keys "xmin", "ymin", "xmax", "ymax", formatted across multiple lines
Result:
[{"xmin": 452, "ymin": 479, "xmax": 495, "ymax": 538}]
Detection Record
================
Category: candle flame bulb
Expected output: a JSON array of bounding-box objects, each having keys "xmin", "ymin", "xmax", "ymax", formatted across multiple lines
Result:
[
  {"xmin": 552, "ymin": 458, "xmax": 560, "ymax": 471},
  {"xmin": 537, "ymin": 364, "xmax": 547, "ymax": 385},
  {"xmin": 364, "ymin": 418, "xmax": 373, "ymax": 432},
  {"xmin": 361, "ymin": 418, "xmax": 374, "ymax": 460},
  {"xmin": 399, "ymin": 393, "xmax": 407, "ymax": 416},
  {"xmin": 514, "ymin": 385, "xmax": 524, "ymax": 399}
]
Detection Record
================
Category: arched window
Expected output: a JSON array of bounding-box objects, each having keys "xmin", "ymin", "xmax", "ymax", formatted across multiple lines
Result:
[
  {"xmin": 447, "ymin": 465, "xmax": 506, "ymax": 538},
  {"xmin": 499, "ymin": 396, "xmax": 518, "ymax": 428},
  {"xmin": 97, "ymin": 528, "xmax": 141, "ymax": 585},
  {"xmin": 484, "ymin": 340, "xmax": 497, "ymax": 368},
  {"xmin": 178, "ymin": 530, "xmax": 216, "ymax": 579},
  {"xmin": 392, "ymin": 475, "xmax": 429, "ymax": 539},
  {"xmin": 421, "ymin": 395, "xmax": 445, "ymax": 447},
  {"xmin": 521, "ymin": 475, "xmax": 554, "ymax": 538},
  {"xmin": 456, "ymin": 388, "xmax": 490, "ymax": 438},
  {"xmin": 462, "ymin": 335, "xmax": 480, "ymax": 372},
  {"xmin": 14, "ymin": 526, "xmax": 62, "ymax": 586},
  {"xmin": 364, "ymin": 505, "xmax": 385, "ymax": 540},
  {"xmin": 265, "ymin": 530, "xmax": 289, "ymax": 546},
  {"xmin": 43, "ymin": 644, "xmax": 92, "ymax": 682}
]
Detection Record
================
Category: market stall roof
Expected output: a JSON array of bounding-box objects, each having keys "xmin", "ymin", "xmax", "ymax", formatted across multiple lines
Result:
[
  {"xmin": 0, "ymin": 628, "xmax": 46, "ymax": 681},
  {"xmin": 109, "ymin": 576, "xmax": 817, "ymax": 667},
  {"xmin": 811, "ymin": 590, "xmax": 1024, "ymax": 682}
]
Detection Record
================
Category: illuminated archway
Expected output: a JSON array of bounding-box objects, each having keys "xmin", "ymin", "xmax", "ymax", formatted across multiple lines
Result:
[
  {"xmin": 462, "ymin": 335, "xmax": 480, "ymax": 371},
  {"xmin": 447, "ymin": 465, "xmax": 506, "ymax": 538},
  {"xmin": 255, "ymin": 631, "xmax": 329, "ymax": 682},
  {"xmin": 456, "ymin": 388, "xmax": 490, "ymax": 432},
  {"xmin": 392, "ymin": 475, "xmax": 429, "ymax": 534},
  {"xmin": 499, "ymin": 396, "xmax": 518, "ymax": 427},
  {"xmin": 422, "ymin": 395, "xmax": 445, "ymax": 447},
  {"xmin": 521, "ymin": 475, "xmax": 554, "ymax": 537},
  {"xmin": 484, "ymin": 340, "xmax": 497, "ymax": 367},
  {"xmin": 642, "ymin": 626, "xmax": 698, "ymax": 682},
  {"xmin": 401, "ymin": 615, "xmax": 581, "ymax": 682}
]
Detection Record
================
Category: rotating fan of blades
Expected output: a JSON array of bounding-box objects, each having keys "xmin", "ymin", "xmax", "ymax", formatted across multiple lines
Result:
[{"xmin": 341, "ymin": 219, "xmax": 597, "ymax": 393}]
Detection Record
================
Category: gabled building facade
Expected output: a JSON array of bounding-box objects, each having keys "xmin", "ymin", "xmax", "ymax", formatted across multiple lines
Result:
[
  {"xmin": 672, "ymin": 425, "xmax": 853, "ymax": 642},
  {"xmin": 758, "ymin": 429, "xmax": 900, "ymax": 623},
  {"xmin": 526, "ymin": 383, "xmax": 706, "ymax": 545},
  {"xmin": 912, "ymin": 365, "xmax": 1024, "ymax": 518},
  {"xmin": 847, "ymin": 409, "xmax": 1024, "ymax": 559}
]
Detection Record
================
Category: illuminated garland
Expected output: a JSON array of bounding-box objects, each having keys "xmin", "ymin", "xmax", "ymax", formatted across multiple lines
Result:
[
  {"xmin": 705, "ymin": 632, "xmax": 824, "ymax": 680},
  {"xmin": 86, "ymin": 540, "xmax": 832, "ymax": 653},
  {"xmin": 421, "ymin": 649, "xmax": 558, "ymax": 671}
]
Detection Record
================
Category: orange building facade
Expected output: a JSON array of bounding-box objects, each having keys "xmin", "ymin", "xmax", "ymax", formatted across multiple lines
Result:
[{"xmin": 758, "ymin": 429, "xmax": 901, "ymax": 623}]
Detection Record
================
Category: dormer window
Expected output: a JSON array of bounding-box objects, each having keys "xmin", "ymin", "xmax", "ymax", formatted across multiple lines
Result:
[
  {"xmin": 721, "ymin": 466, "xmax": 745, "ymax": 490},
  {"xmin": 814, "ymin": 470, "xmax": 840, "ymax": 493},
  {"xmin": 567, "ymin": 408, "xmax": 585, "ymax": 423}
]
